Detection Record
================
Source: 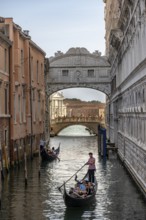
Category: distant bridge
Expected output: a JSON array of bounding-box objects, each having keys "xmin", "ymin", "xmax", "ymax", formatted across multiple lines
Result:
[{"xmin": 50, "ymin": 116, "xmax": 105, "ymax": 135}]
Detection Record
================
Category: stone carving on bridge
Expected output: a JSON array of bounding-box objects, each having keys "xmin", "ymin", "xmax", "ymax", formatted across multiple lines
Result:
[
  {"xmin": 46, "ymin": 82, "xmax": 111, "ymax": 97},
  {"xmin": 49, "ymin": 47, "xmax": 110, "ymax": 67}
]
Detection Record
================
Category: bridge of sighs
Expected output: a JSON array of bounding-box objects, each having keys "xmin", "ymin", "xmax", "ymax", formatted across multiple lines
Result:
[{"xmin": 44, "ymin": 47, "xmax": 111, "ymax": 137}]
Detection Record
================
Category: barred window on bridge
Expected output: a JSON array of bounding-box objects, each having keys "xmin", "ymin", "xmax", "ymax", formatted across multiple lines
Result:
[{"xmin": 62, "ymin": 70, "xmax": 69, "ymax": 76}]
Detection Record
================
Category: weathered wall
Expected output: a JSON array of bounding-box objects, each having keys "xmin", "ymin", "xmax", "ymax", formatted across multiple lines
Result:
[{"xmin": 104, "ymin": 0, "xmax": 146, "ymax": 196}]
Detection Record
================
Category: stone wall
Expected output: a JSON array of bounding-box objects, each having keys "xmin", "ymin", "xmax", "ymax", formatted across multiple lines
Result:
[{"xmin": 104, "ymin": 0, "xmax": 146, "ymax": 196}]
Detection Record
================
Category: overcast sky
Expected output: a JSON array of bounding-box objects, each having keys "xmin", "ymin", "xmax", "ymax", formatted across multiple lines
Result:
[
  {"xmin": 1, "ymin": 0, "xmax": 106, "ymax": 102},
  {"xmin": 60, "ymin": 88, "xmax": 105, "ymax": 102}
]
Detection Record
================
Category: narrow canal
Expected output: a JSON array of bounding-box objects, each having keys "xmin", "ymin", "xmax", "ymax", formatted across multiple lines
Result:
[{"xmin": 0, "ymin": 125, "xmax": 146, "ymax": 220}]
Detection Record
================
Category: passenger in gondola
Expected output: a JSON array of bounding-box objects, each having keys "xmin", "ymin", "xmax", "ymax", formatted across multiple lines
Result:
[
  {"xmin": 47, "ymin": 148, "xmax": 52, "ymax": 155},
  {"xmin": 69, "ymin": 180, "xmax": 90, "ymax": 198},
  {"xmin": 40, "ymin": 139, "xmax": 46, "ymax": 153},
  {"xmin": 52, "ymin": 147, "xmax": 55, "ymax": 154},
  {"xmin": 50, "ymin": 147, "xmax": 60, "ymax": 161},
  {"xmin": 86, "ymin": 181, "xmax": 94, "ymax": 195},
  {"xmin": 86, "ymin": 152, "xmax": 96, "ymax": 183}
]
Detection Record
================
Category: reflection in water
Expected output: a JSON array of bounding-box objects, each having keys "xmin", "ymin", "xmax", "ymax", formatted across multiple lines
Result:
[{"xmin": 0, "ymin": 127, "xmax": 146, "ymax": 220}]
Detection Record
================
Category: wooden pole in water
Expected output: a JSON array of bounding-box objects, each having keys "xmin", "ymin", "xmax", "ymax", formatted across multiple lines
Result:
[
  {"xmin": 38, "ymin": 144, "xmax": 41, "ymax": 178},
  {"xmin": 3, "ymin": 146, "xmax": 9, "ymax": 173},
  {"xmin": 24, "ymin": 151, "xmax": 28, "ymax": 186},
  {"xmin": 0, "ymin": 160, "xmax": 2, "ymax": 209},
  {"xmin": 16, "ymin": 143, "xmax": 20, "ymax": 167}
]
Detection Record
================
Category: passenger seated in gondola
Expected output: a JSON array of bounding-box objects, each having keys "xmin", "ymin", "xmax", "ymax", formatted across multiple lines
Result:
[
  {"xmin": 73, "ymin": 186, "xmax": 87, "ymax": 198},
  {"xmin": 51, "ymin": 147, "xmax": 56, "ymax": 154},
  {"xmin": 46, "ymin": 147, "xmax": 55, "ymax": 155},
  {"xmin": 40, "ymin": 139, "xmax": 46, "ymax": 153},
  {"xmin": 47, "ymin": 147, "xmax": 60, "ymax": 161},
  {"xmin": 86, "ymin": 181, "xmax": 94, "ymax": 195},
  {"xmin": 69, "ymin": 180, "xmax": 92, "ymax": 198},
  {"xmin": 47, "ymin": 148, "xmax": 52, "ymax": 155}
]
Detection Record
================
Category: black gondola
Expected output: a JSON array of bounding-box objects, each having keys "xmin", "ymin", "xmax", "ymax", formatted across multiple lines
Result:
[
  {"xmin": 63, "ymin": 176, "xmax": 97, "ymax": 207},
  {"xmin": 40, "ymin": 145, "xmax": 60, "ymax": 162}
]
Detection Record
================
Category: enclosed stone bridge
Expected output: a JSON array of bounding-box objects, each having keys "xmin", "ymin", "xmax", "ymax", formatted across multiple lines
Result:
[
  {"xmin": 50, "ymin": 116, "xmax": 105, "ymax": 135},
  {"xmin": 44, "ymin": 47, "xmax": 111, "ymax": 138},
  {"xmin": 45, "ymin": 47, "xmax": 111, "ymax": 97}
]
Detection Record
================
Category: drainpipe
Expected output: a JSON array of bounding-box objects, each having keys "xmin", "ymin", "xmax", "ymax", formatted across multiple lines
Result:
[
  {"xmin": 9, "ymin": 44, "xmax": 13, "ymax": 166},
  {"xmin": 108, "ymin": 102, "xmax": 111, "ymax": 140},
  {"xmin": 29, "ymin": 47, "xmax": 33, "ymax": 160}
]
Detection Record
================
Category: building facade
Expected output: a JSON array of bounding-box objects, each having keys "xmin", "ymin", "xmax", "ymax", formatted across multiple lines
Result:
[
  {"xmin": 104, "ymin": 0, "xmax": 146, "ymax": 195},
  {"xmin": 0, "ymin": 27, "xmax": 12, "ymax": 168},
  {"xmin": 0, "ymin": 17, "xmax": 46, "ymax": 165},
  {"xmin": 64, "ymin": 99, "xmax": 105, "ymax": 120},
  {"xmin": 50, "ymin": 92, "xmax": 67, "ymax": 120}
]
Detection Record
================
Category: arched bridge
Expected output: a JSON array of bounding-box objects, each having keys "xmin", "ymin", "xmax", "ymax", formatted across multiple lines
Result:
[
  {"xmin": 45, "ymin": 47, "xmax": 111, "ymax": 97},
  {"xmin": 50, "ymin": 116, "xmax": 105, "ymax": 135},
  {"xmin": 44, "ymin": 47, "xmax": 110, "ymax": 139}
]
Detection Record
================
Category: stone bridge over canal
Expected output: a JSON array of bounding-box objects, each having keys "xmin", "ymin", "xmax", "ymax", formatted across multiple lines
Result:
[
  {"xmin": 44, "ymin": 47, "xmax": 111, "ymax": 138},
  {"xmin": 50, "ymin": 116, "xmax": 105, "ymax": 135}
]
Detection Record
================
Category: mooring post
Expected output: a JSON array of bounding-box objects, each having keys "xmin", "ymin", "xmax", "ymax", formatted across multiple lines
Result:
[
  {"xmin": 24, "ymin": 151, "xmax": 28, "ymax": 186},
  {"xmin": 0, "ymin": 160, "xmax": 2, "ymax": 209},
  {"xmin": 103, "ymin": 128, "xmax": 107, "ymax": 159},
  {"xmin": 38, "ymin": 144, "xmax": 41, "ymax": 179}
]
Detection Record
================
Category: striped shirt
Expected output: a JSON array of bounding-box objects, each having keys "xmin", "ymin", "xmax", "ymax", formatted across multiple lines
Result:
[{"xmin": 87, "ymin": 157, "xmax": 96, "ymax": 170}]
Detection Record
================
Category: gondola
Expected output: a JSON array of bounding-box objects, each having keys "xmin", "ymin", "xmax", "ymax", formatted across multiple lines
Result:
[
  {"xmin": 40, "ymin": 145, "xmax": 60, "ymax": 162},
  {"xmin": 63, "ymin": 175, "xmax": 97, "ymax": 207}
]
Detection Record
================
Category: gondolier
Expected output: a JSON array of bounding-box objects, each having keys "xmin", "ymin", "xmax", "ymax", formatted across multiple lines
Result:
[{"xmin": 86, "ymin": 152, "xmax": 96, "ymax": 183}]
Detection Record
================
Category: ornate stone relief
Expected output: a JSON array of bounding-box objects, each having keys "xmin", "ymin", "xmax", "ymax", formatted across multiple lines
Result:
[
  {"xmin": 110, "ymin": 29, "xmax": 123, "ymax": 50},
  {"xmin": 46, "ymin": 82, "xmax": 111, "ymax": 97}
]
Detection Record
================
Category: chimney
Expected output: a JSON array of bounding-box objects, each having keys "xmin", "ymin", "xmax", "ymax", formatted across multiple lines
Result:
[{"xmin": 23, "ymin": 30, "xmax": 29, "ymax": 36}]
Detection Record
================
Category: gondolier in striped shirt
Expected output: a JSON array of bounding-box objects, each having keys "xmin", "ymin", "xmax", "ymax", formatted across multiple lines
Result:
[{"xmin": 86, "ymin": 152, "xmax": 96, "ymax": 183}]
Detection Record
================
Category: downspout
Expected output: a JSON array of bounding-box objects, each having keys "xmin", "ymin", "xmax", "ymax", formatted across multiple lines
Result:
[
  {"xmin": 108, "ymin": 102, "xmax": 110, "ymax": 140},
  {"xmin": 9, "ymin": 44, "xmax": 13, "ymax": 166},
  {"xmin": 29, "ymin": 47, "xmax": 33, "ymax": 160}
]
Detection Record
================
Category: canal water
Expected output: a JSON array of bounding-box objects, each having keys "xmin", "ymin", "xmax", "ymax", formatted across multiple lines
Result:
[{"xmin": 0, "ymin": 125, "xmax": 146, "ymax": 220}]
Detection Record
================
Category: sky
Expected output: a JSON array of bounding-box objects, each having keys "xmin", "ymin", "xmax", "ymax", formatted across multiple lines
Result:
[
  {"xmin": 60, "ymin": 88, "xmax": 105, "ymax": 102},
  {"xmin": 1, "ymin": 0, "xmax": 106, "ymax": 102}
]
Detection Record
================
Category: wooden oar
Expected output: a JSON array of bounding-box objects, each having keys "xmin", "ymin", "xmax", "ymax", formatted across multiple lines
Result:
[{"xmin": 58, "ymin": 163, "xmax": 86, "ymax": 191}]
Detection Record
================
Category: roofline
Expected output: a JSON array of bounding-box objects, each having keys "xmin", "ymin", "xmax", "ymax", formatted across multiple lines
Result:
[{"xmin": 30, "ymin": 40, "xmax": 46, "ymax": 56}]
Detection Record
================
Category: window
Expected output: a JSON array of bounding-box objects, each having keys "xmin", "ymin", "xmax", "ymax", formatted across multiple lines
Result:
[
  {"xmin": 5, "ymin": 88, "xmax": 8, "ymax": 114},
  {"xmin": 4, "ymin": 48, "xmax": 7, "ymax": 72},
  {"xmin": 14, "ymin": 93, "xmax": 17, "ymax": 123},
  {"xmin": 22, "ymin": 86, "xmax": 26, "ymax": 122},
  {"xmin": 41, "ymin": 63, "xmax": 43, "ymax": 75},
  {"xmin": 31, "ymin": 57, "xmax": 33, "ymax": 81},
  {"xmin": 87, "ymin": 69, "xmax": 95, "ymax": 77},
  {"xmin": 38, "ymin": 92, "xmax": 41, "ymax": 121},
  {"xmin": 36, "ymin": 60, "xmax": 39, "ymax": 83},
  {"xmin": 41, "ymin": 63, "xmax": 43, "ymax": 84},
  {"xmin": 20, "ymin": 49, "xmax": 24, "ymax": 76},
  {"xmin": 32, "ymin": 89, "xmax": 36, "ymax": 122},
  {"xmin": 62, "ymin": 70, "xmax": 69, "ymax": 76},
  {"xmin": 18, "ymin": 95, "xmax": 22, "ymax": 123}
]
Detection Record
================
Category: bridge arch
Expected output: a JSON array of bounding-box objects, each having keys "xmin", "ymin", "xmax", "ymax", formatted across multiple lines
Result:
[
  {"xmin": 50, "ymin": 117, "xmax": 105, "ymax": 136},
  {"xmin": 56, "ymin": 124, "xmax": 98, "ymax": 136}
]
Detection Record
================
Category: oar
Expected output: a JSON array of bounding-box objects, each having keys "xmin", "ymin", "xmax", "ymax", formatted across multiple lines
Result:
[{"xmin": 58, "ymin": 163, "xmax": 86, "ymax": 191}]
